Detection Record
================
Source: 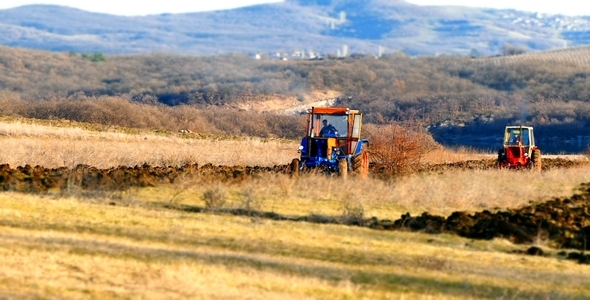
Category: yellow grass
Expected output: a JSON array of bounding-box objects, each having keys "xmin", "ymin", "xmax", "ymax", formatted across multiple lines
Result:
[
  {"xmin": 133, "ymin": 166, "xmax": 590, "ymax": 221},
  {"xmin": 2, "ymin": 117, "xmax": 590, "ymax": 298},
  {"xmin": 0, "ymin": 119, "xmax": 298, "ymax": 168},
  {"xmin": 1, "ymin": 193, "xmax": 589, "ymax": 299},
  {"xmin": 422, "ymin": 146, "xmax": 495, "ymax": 164}
]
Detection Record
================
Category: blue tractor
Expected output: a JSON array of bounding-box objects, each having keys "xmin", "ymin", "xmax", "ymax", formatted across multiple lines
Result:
[{"xmin": 290, "ymin": 107, "xmax": 369, "ymax": 178}]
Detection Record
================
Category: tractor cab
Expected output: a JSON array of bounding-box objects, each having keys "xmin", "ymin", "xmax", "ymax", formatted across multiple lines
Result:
[
  {"xmin": 497, "ymin": 125, "xmax": 541, "ymax": 171},
  {"xmin": 291, "ymin": 107, "xmax": 369, "ymax": 177},
  {"xmin": 504, "ymin": 126, "xmax": 533, "ymax": 153}
]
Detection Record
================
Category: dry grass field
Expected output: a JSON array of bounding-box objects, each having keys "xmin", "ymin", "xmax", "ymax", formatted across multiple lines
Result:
[
  {"xmin": 0, "ymin": 117, "xmax": 298, "ymax": 168},
  {"xmin": 1, "ymin": 117, "xmax": 590, "ymax": 299}
]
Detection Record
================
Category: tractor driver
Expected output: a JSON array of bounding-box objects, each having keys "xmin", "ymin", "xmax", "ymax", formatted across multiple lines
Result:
[
  {"xmin": 320, "ymin": 119, "xmax": 339, "ymax": 137},
  {"xmin": 511, "ymin": 134, "xmax": 520, "ymax": 144}
]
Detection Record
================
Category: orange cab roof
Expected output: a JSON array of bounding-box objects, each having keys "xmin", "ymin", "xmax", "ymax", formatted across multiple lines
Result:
[{"xmin": 311, "ymin": 107, "xmax": 358, "ymax": 114}]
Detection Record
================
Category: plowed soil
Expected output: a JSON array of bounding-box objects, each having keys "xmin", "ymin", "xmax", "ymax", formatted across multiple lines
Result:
[
  {"xmin": 366, "ymin": 188, "xmax": 590, "ymax": 251},
  {"xmin": 2, "ymin": 158, "xmax": 590, "ymax": 261},
  {"xmin": 0, "ymin": 163, "xmax": 293, "ymax": 192},
  {"xmin": 0, "ymin": 158, "xmax": 584, "ymax": 192},
  {"xmin": 418, "ymin": 157, "xmax": 583, "ymax": 173}
]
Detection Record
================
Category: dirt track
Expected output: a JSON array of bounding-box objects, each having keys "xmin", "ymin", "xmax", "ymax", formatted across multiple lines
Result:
[{"xmin": 2, "ymin": 158, "xmax": 590, "ymax": 261}]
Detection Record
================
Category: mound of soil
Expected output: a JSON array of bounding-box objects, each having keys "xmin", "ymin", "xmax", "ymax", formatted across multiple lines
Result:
[
  {"xmin": 417, "ymin": 158, "xmax": 586, "ymax": 173},
  {"xmin": 0, "ymin": 158, "xmax": 585, "ymax": 192},
  {"xmin": 0, "ymin": 163, "xmax": 289, "ymax": 192},
  {"xmin": 366, "ymin": 183, "xmax": 590, "ymax": 251}
]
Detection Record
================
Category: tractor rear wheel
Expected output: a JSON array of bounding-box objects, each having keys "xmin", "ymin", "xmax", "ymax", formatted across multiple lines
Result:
[
  {"xmin": 532, "ymin": 149, "xmax": 542, "ymax": 172},
  {"xmin": 338, "ymin": 158, "xmax": 348, "ymax": 179},
  {"xmin": 290, "ymin": 158, "xmax": 300, "ymax": 176},
  {"xmin": 352, "ymin": 149, "xmax": 369, "ymax": 178},
  {"xmin": 497, "ymin": 149, "xmax": 505, "ymax": 169}
]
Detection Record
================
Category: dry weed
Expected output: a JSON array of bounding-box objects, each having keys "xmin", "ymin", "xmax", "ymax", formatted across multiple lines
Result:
[
  {"xmin": 237, "ymin": 187, "xmax": 263, "ymax": 215},
  {"xmin": 339, "ymin": 195, "xmax": 365, "ymax": 225},
  {"xmin": 365, "ymin": 123, "xmax": 438, "ymax": 176},
  {"xmin": 202, "ymin": 185, "xmax": 227, "ymax": 212}
]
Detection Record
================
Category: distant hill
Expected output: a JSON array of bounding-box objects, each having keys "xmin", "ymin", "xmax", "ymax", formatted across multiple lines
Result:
[{"xmin": 1, "ymin": 0, "xmax": 590, "ymax": 56}]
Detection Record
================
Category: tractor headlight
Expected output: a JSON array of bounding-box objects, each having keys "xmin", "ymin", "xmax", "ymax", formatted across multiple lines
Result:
[{"xmin": 298, "ymin": 145, "xmax": 304, "ymax": 151}]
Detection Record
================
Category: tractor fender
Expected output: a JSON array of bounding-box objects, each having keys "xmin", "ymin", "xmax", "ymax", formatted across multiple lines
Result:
[{"xmin": 353, "ymin": 139, "xmax": 370, "ymax": 156}]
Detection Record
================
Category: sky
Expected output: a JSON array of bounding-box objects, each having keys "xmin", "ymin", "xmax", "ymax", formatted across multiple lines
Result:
[{"xmin": 0, "ymin": 0, "xmax": 587, "ymax": 16}]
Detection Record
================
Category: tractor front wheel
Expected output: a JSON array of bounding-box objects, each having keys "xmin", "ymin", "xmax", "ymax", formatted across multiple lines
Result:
[
  {"xmin": 290, "ymin": 158, "xmax": 300, "ymax": 176},
  {"xmin": 338, "ymin": 158, "xmax": 348, "ymax": 179},
  {"xmin": 532, "ymin": 149, "xmax": 542, "ymax": 172},
  {"xmin": 353, "ymin": 149, "xmax": 369, "ymax": 178},
  {"xmin": 496, "ymin": 149, "xmax": 505, "ymax": 169}
]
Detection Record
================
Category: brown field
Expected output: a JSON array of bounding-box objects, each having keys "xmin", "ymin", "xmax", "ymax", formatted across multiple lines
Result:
[{"xmin": 1, "ymin": 118, "xmax": 590, "ymax": 299}]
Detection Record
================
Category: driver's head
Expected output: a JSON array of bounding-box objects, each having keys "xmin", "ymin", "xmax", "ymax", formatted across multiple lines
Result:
[{"xmin": 322, "ymin": 120, "xmax": 328, "ymax": 125}]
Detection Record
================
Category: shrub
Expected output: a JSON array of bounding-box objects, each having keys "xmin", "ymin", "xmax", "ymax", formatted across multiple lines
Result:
[
  {"xmin": 364, "ymin": 122, "xmax": 439, "ymax": 176},
  {"xmin": 340, "ymin": 197, "xmax": 365, "ymax": 225},
  {"xmin": 81, "ymin": 52, "xmax": 107, "ymax": 62},
  {"xmin": 238, "ymin": 188, "xmax": 262, "ymax": 216},
  {"xmin": 203, "ymin": 186, "xmax": 227, "ymax": 211}
]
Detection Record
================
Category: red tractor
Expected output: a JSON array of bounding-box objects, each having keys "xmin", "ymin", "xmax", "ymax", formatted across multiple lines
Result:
[{"xmin": 497, "ymin": 125, "xmax": 541, "ymax": 171}]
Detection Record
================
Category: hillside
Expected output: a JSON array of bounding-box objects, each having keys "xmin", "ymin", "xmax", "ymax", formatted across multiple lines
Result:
[
  {"xmin": 0, "ymin": 0, "xmax": 589, "ymax": 56},
  {"xmin": 2, "ymin": 44, "xmax": 590, "ymax": 152}
]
